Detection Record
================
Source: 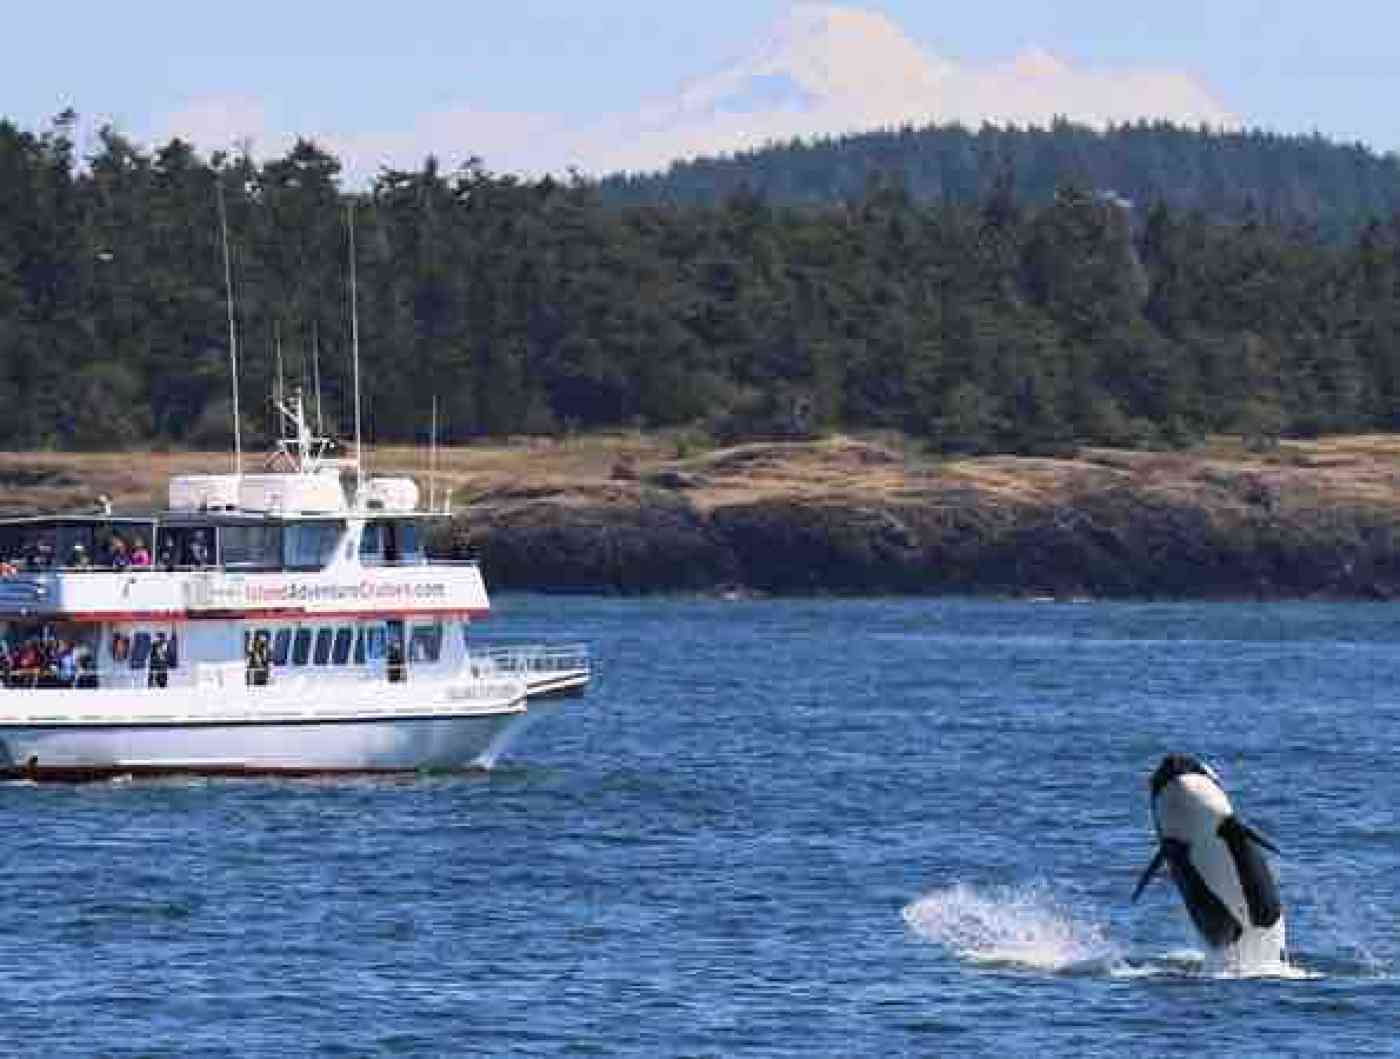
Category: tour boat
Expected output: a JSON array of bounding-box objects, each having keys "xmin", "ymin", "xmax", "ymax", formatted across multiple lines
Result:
[{"xmin": 0, "ymin": 397, "xmax": 590, "ymax": 779}]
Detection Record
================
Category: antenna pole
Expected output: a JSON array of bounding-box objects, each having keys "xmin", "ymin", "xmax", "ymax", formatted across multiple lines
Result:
[
  {"xmin": 430, "ymin": 395, "xmax": 438, "ymax": 512},
  {"xmin": 348, "ymin": 201, "xmax": 364, "ymax": 504},
  {"xmin": 311, "ymin": 319, "xmax": 324, "ymax": 435},
  {"xmin": 274, "ymin": 319, "xmax": 285, "ymax": 412},
  {"xmin": 217, "ymin": 177, "xmax": 242, "ymax": 479}
]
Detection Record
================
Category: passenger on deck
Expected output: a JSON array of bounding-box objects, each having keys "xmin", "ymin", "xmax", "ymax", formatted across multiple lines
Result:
[
  {"xmin": 56, "ymin": 641, "xmax": 77, "ymax": 686},
  {"xmin": 68, "ymin": 543, "xmax": 91, "ymax": 569},
  {"xmin": 109, "ymin": 536, "xmax": 130, "ymax": 570},
  {"xmin": 15, "ymin": 640, "xmax": 42, "ymax": 686},
  {"xmin": 247, "ymin": 631, "xmax": 271, "ymax": 687},
  {"xmin": 130, "ymin": 539, "xmax": 151, "ymax": 568},
  {"xmin": 386, "ymin": 636, "xmax": 406, "ymax": 683},
  {"xmin": 75, "ymin": 642, "xmax": 97, "ymax": 688},
  {"xmin": 189, "ymin": 531, "xmax": 211, "ymax": 567},
  {"xmin": 148, "ymin": 632, "xmax": 171, "ymax": 689}
]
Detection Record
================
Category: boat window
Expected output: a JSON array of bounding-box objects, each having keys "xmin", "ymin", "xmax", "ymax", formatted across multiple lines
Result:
[
  {"xmin": 284, "ymin": 521, "xmax": 345, "ymax": 570},
  {"xmin": 332, "ymin": 628, "xmax": 354, "ymax": 665},
  {"xmin": 97, "ymin": 521, "xmax": 156, "ymax": 568},
  {"xmin": 157, "ymin": 526, "xmax": 216, "ymax": 568},
  {"xmin": 55, "ymin": 525, "xmax": 97, "ymax": 568},
  {"xmin": 221, "ymin": 525, "xmax": 283, "ymax": 570},
  {"xmin": 353, "ymin": 628, "xmax": 366, "ymax": 665},
  {"xmin": 363, "ymin": 626, "xmax": 386, "ymax": 661},
  {"xmin": 409, "ymin": 624, "xmax": 442, "ymax": 664},
  {"xmin": 396, "ymin": 521, "xmax": 424, "ymax": 564},
  {"xmin": 1, "ymin": 621, "xmax": 102, "ymax": 687},
  {"xmin": 130, "ymin": 632, "xmax": 152, "ymax": 670},
  {"xmin": 460, "ymin": 622, "xmax": 471, "ymax": 650},
  {"xmin": 359, "ymin": 522, "xmax": 385, "ymax": 563},
  {"xmin": 313, "ymin": 628, "xmax": 333, "ymax": 665},
  {"xmin": 292, "ymin": 628, "xmax": 313, "ymax": 666},
  {"xmin": 271, "ymin": 629, "xmax": 291, "ymax": 666}
]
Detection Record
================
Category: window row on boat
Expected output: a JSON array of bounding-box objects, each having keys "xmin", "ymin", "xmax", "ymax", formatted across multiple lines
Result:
[
  {"xmin": 242, "ymin": 622, "xmax": 444, "ymax": 669},
  {"xmin": 0, "ymin": 617, "xmax": 450, "ymax": 689},
  {"xmin": 0, "ymin": 516, "xmax": 431, "ymax": 573}
]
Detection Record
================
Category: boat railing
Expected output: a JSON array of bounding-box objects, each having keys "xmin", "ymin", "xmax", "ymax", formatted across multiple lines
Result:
[{"xmin": 470, "ymin": 643, "xmax": 591, "ymax": 678}]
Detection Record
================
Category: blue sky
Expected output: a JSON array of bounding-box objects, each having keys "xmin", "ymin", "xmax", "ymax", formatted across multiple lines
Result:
[{"xmin": 8, "ymin": 1, "xmax": 1398, "ymax": 176}]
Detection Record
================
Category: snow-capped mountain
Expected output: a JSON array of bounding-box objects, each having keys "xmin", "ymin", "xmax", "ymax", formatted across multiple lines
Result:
[
  {"xmin": 156, "ymin": 4, "xmax": 1239, "ymax": 181},
  {"xmin": 589, "ymin": 4, "xmax": 1236, "ymax": 173}
]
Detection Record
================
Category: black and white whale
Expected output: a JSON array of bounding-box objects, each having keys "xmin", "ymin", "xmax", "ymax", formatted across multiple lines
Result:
[{"xmin": 1132, "ymin": 754, "xmax": 1287, "ymax": 967}]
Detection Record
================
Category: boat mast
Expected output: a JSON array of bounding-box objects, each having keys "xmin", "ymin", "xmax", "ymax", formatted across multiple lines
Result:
[
  {"xmin": 217, "ymin": 177, "xmax": 243, "ymax": 480},
  {"xmin": 429, "ymin": 394, "xmax": 438, "ymax": 512},
  {"xmin": 311, "ymin": 319, "xmax": 325, "ymax": 436},
  {"xmin": 274, "ymin": 319, "xmax": 286, "ymax": 414},
  {"xmin": 347, "ymin": 201, "xmax": 365, "ymax": 505}
]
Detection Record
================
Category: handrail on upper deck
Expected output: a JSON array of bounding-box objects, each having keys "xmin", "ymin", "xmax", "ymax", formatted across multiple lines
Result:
[{"xmin": 471, "ymin": 643, "xmax": 592, "ymax": 676}]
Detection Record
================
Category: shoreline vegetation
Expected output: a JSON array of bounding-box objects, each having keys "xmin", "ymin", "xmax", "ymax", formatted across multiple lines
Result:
[{"xmin": 8, "ymin": 432, "xmax": 1400, "ymax": 600}]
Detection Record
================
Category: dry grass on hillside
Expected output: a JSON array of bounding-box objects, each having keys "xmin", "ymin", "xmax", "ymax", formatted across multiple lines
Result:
[{"xmin": 3, "ymin": 432, "xmax": 1400, "ymax": 516}]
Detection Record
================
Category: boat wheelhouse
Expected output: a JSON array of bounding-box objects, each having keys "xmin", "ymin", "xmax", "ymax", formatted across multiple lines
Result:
[{"xmin": 0, "ymin": 396, "xmax": 589, "ymax": 779}]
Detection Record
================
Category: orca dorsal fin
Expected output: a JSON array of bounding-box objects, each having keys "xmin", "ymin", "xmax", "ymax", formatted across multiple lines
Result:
[
  {"xmin": 1131, "ymin": 845, "xmax": 1169, "ymax": 903},
  {"xmin": 1218, "ymin": 815, "xmax": 1282, "ymax": 856}
]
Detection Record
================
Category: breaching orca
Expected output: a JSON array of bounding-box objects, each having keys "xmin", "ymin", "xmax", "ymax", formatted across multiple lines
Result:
[{"xmin": 1132, "ymin": 754, "xmax": 1286, "ymax": 964}]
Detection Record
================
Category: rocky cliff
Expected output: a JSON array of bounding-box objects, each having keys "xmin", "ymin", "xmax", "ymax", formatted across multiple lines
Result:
[{"xmin": 443, "ymin": 436, "xmax": 1400, "ymax": 599}]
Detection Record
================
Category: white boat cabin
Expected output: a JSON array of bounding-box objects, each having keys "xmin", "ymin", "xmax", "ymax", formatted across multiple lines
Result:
[{"xmin": 0, "ymin": 471, "xmax": 488, "ymax": 694}]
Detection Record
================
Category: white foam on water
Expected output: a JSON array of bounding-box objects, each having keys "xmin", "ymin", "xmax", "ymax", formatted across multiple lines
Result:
[
  {"xmin": 903, "ymin": 884, "xmax": 1323, "ymax": 980},
  {"xmin": 902, "ymin": 882, "xmax": 1122, "ymax": 973},
  {"xmin": 1194, "ymin": 921, "xmax": 1314, "ymax": 979}
]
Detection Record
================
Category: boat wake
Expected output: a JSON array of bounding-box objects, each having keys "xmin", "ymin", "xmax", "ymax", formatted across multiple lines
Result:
[{"xmin": 902, "ymin": 883, "xmax": 1376, "ymax": 981}]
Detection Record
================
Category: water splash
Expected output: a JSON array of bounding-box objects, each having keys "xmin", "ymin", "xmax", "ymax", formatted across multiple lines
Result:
[
  {"xmin": 902, "ymin": 883, "xmax": 1122, "ymax": 973},
  {"xmin": 1192, "ymin": 920, "xmax": 1307, "ymax": 979},
  {"xmin": 902, "ymin": 883, "xmax": 1321, "ymax": 979}
]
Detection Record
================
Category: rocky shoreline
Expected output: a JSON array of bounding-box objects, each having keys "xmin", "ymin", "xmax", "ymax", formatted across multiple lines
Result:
[
  {"xmin": 445, "ymin": 437, "xmax": 1400, "ymax": 600},
  {"xmin": 5, "ymin": 435, "xmax": 1400, "ymax": 600},
  {"xmin": 457, "ymin": 492, "xmax": 1400, "ymax": 600}
]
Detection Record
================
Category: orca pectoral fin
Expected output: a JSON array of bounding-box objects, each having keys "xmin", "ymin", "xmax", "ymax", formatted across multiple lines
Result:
[
  {"xmin": 1131, "ymin": 846, "xmax": 1169, "ymax": 903},
  {"xmin": 1219, "ymin": 816, "xmax": 1282, "ymax": 856}
]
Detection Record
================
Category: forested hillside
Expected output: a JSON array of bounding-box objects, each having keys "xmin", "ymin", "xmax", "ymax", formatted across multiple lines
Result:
[
  {"xmin": 4, "ymin": 112, "xmax": 1400, "ymax": 455},
  {"xmin": 604, "ymin": 120, "xmax": 1400, "ymax": 240}
]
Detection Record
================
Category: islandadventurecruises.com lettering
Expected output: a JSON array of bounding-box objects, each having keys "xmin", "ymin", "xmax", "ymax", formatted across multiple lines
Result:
[
  {"xmin": 183, "ymin": 580, "xmax": 452, "ymax": 607},
  {"xmin": 243, "ymin": 581, "xmax": 449, "ymax": 604}
]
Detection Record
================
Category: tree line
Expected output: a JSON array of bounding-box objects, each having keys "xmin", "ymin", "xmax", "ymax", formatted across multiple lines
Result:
[
  {"xmin": 4, "ymin": 112, "xmax": 1400, "ymax": 455},
  {"xmin": 604, "ymin": 119, "xmax": 1400, "ymax": 243}
]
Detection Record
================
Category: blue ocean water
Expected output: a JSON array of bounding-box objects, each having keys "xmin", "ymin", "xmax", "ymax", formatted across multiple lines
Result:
[{"xmin": 5, "ymin": 595, "xmax": 1400, "ymax": 1056}]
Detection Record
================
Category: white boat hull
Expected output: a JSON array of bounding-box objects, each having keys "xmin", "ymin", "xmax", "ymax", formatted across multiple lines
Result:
[{"xmin": 0, "ymin": 681, "xmax": 531, "ymax": 778}]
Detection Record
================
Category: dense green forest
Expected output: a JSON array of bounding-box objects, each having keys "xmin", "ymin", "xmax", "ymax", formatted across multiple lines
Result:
[
  {"xmin": 4, "ymin": 112, "xmax": 1400, "ymax": 454},
  {"xmin": 604, "ymin": 120, "xmax": 1400, "ymax": 241}
]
